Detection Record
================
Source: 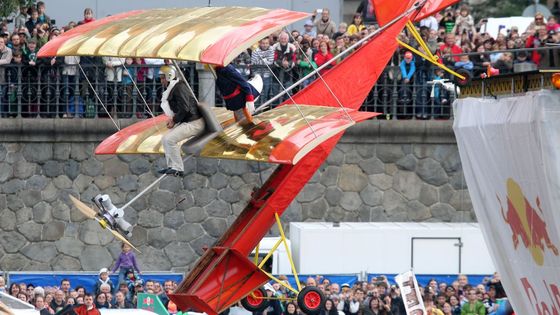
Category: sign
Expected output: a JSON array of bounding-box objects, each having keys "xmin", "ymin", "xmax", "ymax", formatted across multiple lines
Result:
[
  {"xmin": 137, "ymin": 293, "xmax": 168, "ymax": 315},
  {"xmin": 395, "ymin": 271, "xmax": 426, "ymax": 315}
]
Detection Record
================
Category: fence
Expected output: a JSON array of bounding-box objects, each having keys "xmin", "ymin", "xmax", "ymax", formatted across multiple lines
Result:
[{"xmin": 9, "ymin": 57, "xmax": 560, "ymax": 120}]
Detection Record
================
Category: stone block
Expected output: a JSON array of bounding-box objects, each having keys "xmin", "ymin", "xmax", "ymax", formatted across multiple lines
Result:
[
  {"xmin": 194, "ymin": 188, "xmax": 218, "ymax": 207},
  {"xmin": 103, "ymin": 158, "xmax": 129, "ymax": 178},
  {"xmin": 0, "ymin": 253, "xmax": 28, "ymax": 271},
  {"xmin": 0, "ymin": 163, "xmax": 13, "ymax": 183},
  {"xmin": 150, "ymin": 190, "xmax": 176, "ymax": 212},
  {"xmin": 94, "ymin": 176, "xmax": 116, "ymax": 190},
  {"xmin": 319, "ymin": 166, "xmax": 339, "ymax": 187},
  {"xmin": 325, "ymin": 206, "xmax": 346, "ymax": 222},
  {"xmin": 33, "ymin": 202, "xmax": 52, "ymax": 224},
  {"xmin": 176, "ymin": 192, "xmax": 195, "ymax": 211},
  {"xmin": 79, "ymin": 246, "xmax": 113, "ymax": 271},
  {"xmin": 0, "ymin": 209, "xmax": 16, "ymax": 231},
  {"xmin": 407, "ymin": 200, "xmax": 431, "ymax": 221},
  {"xmin": 2, "ymin": 179, "xmax": 24, "ymax": 194},
  {"xmin": 358, "ymin": 157, "xmax": 385, "ymax": 175},
  {"xmin": 138, "ymin": 210, "xmax": 163, "ymax": 228},
  {"xmin": 17, "ymin": 221, "xmax": 42, "ymax": 242},
  {"xmin": 369, "ymin": 173, "xmax": 393, "ymax": 191},
  {"xmin": 130, "ymin": 225, "xmax": 148, "ymax": 246},
  {"xmin": 325, "ymin": 187, "xmax": 343, "ymax": 206},
  {"xmin": 42, "ymin": 220, "xmax": 65, "ymax": 241},
  {"xmin": 219, "ymin": 159, "xmax": 249, "ymax": 176},
  {"xmin": 55, "ymin": 237, "xmax": 85, "ymax": 258},
  {"xmin": 79, "ymin": 220, "xmax": 114, "ymax": 245},
  {"xmin": 74, "ymin": 174, "xmax": 94, "ymax": 193},
  {"xmin": 360, "ymin": 185, "xmax": 383, "ymax": 207},
  {"xmin": 15, "ymin": 206, "xmax": 32, "ymax": 223},
  {"xmin": 376, "ymin": 144, "xmax": 405, "ymax": 163},
  {"xmin": 43, "ymin": 160, "xmax": 63, "ymax": 178},
  {"xmin": 52, "ymin": 255, "xmax": 81, "ymax": 271},
  {"xmin": 81, "ymin": 158, "xmax": 103, "ymax": 177},
  {"xmin": 218, "ymin": 187, "xmax": 240, "ymax": 203},
  {"xmin": 326, "ymin": 147, "xmax": 344, "ymax": 165},
  {"xmin": 53, "ymin": 175, "xmax": 73, "ymax": 189},
  {"xmin": 392, "ymin": 171, "xmax": 422, "ymax": 201},
  {"xmin": 183, "ymin": 173, "xmax": 208, "ymax": 191},
  {"xmin": 0, "ymin": 144, "xmax": 7, "ymax": 161},
  {"xmin": 138, "ymin": 246, "xmax": 172, "ymax": 271},
  {"xmin": 197, "ymin": 159, "xmax": 218, "ymax": 176},
  {"xmin": 383, "ymin": 189, "xmax": 407, "ymax": 212},
  {"xmin": 21, "ymin": 243, "xmax": 58, "ymax": 263},
  {"xmin": 191, "ymin": 234, "xmax": 217, "ymax": 256},
  {"xmin": 419, "ymin": 184, "xmax": 438, "ymax": 206},
  {"xmin": 26, "ymin": 175, "xmax": 49, "ymax": 191},
  {"xmin": 302, "ymin": 198, "xmax": 328, "ymax": 220},
  {"xmin": 430, "ymin": 203, "xmax": 456, "ymax": 222},
  {"xmin": 184, "ymin": 207, "xmax": 207, "ymax": 223},
  {"xmin": 209, "ymin": 173, "xmax": 229, "ymax": 190},
  {"xmin": 202, "ymin": 218, "xmax": 228, "ymax": 237},
  {"xmin": 70, "ymin": 143, "xmax": 93, "ymax": 161},
  {"xmin": 22, "ymin": 143, "xmax": 53, "ymax": 163},
  {"xmin": 147, "ymin": 227, "xmax": 176, "ymax": 248},
  {"xmin": 416, "ymin": 158, "xmax": 448, "ymax": 186},
  {"xmin": 449, "ymin": 190, "xmax": 472, "ymax": 212},
  {"xmin": 297, "ymin": 184, "xmax": 325, "ymax": 203},
  {"xmin": 159, "ymin": 176, "xmax": 183, "ymax": 193},
  {"xmin": 13, "ymin": 160, "xmax": 35, "ymax": 179},
  {"xmin": 339, "ymin": 164, "xmax": 368, "ymax": 192},
  {"xmin": 340, "ymin": 191, "xmax": 362, "ymax": 211},
  {"xmin": 129, "ymin": 158, "xmax": 151, "ymax": 175},
  {"xmin": 164, "ymin": 211, "xmax": 185, "ymax": 229},
  {"xmin": 177, "ymin": 223, "xmax": 204, "ymax": 242},
  {"xmin": 205, "ymin": 199, "xmax": 231, "ymax": 218},
  {"xmin": 53, "ymin": 143, "xmax": 71, "ymax": 160},
  {"xmin": 20, "ymin": 189, "xmax": 42, "ymax": 207},
  {"xmin": 63, "ymin": 160, "xmax": 81, "ymax": 180},
  {"xmin": 396, "ymin": 155, "xmax": 417, "ymax": 171},
  {"xmin": 165, "ymin": 242, "xmax": 197, "ymax": 267}
]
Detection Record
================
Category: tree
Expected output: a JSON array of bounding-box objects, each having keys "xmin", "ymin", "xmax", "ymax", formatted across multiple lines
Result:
[
  {"xmin": 1, "ymin": 0, "xmax": 35, "ymax": 20},
  {"xmin": 471, "ymin": 0, "xmax": 527, "ymax": 20}
]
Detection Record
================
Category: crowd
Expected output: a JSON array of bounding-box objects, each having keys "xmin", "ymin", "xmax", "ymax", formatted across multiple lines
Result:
[
  {"xmin": 1, "ymin": 1, "xmax": 560, "ymax": 119},
  {"xmin": 0, "ymin": 269, "xmax": 510, "ymax": 315}
]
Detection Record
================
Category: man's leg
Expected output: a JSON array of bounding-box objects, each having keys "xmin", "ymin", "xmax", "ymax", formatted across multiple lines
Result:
[{"xmin": 161, "ymin": 118, "xmax": 205, "ymax": 173}]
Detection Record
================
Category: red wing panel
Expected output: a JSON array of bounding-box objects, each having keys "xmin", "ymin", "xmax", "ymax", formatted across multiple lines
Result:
[
  {"xmin": 284, "ymin": 17, "xmax": 409, "ymax": 111},
  {"xmin": 372, "ymin": 0, "xmax": 417, "ymax": 27},
  {"xmin": 38, "ymin": 10, "xmax": 146, "ymax": 58},
  {"xmin": 200, "ymin": 9, "xmax": 309, "ymax": 65},
  {"xmin": 414, "ymin": 0, "xmax": 461, "ymax": 21}
]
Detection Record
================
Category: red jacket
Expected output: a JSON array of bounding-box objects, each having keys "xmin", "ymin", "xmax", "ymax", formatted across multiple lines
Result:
[
  {"xmin": 74, "ymin": 305, "xmax": 101, "ymax": 315},
  {"xmin": 439, "ymin": 43, "xmax": 463, "ymax": 62},
  {"xmin": 314, "ymin": 51, "xmax": 336, "ymax": 75}
]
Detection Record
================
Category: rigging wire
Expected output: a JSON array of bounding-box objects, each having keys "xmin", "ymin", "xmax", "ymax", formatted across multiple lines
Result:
[
  {"xmin": 78, "ymin": 63, "xmax": 120, "ymax": 130},
  {"xmin": 118, "ymin": 58, "xmax": 156, "ymax": 118}
]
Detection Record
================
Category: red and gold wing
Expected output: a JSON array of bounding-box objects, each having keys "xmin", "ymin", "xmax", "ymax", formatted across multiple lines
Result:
[
  {"xmin": 95, "ymin": 105, "xmax": 379, "ymax": 165},
  {"xmin": 38, "ymin": 7, "xmax": 309, "ymax": 66}
]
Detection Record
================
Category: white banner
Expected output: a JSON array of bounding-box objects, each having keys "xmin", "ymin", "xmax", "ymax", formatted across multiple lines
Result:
[
  {"xmin": 395, "ymin": 270, "xmax": 426, "ymax": 315},
  {"xmin": 453, "ymin": 90, "xmax": 560, "ymax": 315}
]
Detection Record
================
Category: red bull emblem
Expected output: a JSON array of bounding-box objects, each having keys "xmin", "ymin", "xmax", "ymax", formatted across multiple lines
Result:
[{"xmin": 497, "ymin": 178, "xmax": 559, "ymax": 265}]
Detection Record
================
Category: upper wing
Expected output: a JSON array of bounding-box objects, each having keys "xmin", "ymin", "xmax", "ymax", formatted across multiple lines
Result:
[
  {"xmin": 95, "ymin": 105, "xmax": 379, "ymax": 165},
  {"xmin": 37, "ymin": 7, "xmax": 309, "ymax": 66}
]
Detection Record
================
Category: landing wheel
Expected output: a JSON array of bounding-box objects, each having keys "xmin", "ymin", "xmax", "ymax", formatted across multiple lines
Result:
[
  {"xmin": 454, "ymin": 69, "xmax": 472, "ymax": 87},
  {"xmin": 297, "ymin": 286, "xmax": 325, "ymax": 315},
  {"xmin": 241, "ymin": 288, "xmax": 269, "ymax": 312}
]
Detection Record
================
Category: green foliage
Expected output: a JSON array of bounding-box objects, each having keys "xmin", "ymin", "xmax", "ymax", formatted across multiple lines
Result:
[
  {"xmin": 1, "ymin": 0, "xmax": 36, "ymax": 20},
  {"xmin": 471, "ymin": 0, "xmax": 527, "ymax": 20}
]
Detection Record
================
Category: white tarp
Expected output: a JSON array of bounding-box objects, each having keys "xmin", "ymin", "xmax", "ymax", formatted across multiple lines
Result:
[
  {"xmin": 394, "ymin": 271, "xmax": 426, "ymax": 315},
  {"xmin": 482, "ymin": 17, "xmax": 534, "ymax": 38},
  {"xmin": 453, "ymin": 90, "xmax": 560, "ymax": 315}
]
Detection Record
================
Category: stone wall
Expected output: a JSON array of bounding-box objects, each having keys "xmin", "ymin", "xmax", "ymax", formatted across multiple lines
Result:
[{"xmin": 0, "ymin": 119, "xmax": 473, "ymax": 272}]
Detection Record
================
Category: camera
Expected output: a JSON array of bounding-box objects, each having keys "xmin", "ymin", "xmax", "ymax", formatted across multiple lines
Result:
[{"xmin": 51, "ymin": 19, "xmax": 56, "ymax": 25}]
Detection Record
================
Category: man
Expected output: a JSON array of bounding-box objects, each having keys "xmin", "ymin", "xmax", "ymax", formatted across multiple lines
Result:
[
  {"xmin": 49, "ymin": 290, "xmax": 65, "ymax": 312},
  {"xmin": 272, "ymin": 31, "xmax": 296, "ymax": 103},
  {"xmin": 113, "ymin": 291, "xmax": 133, "ymax": 309},
  {"xmin": 250, "ymin": 38, "xmax": 274, "ymax": 104},
  {"xmin": 35, "ymin": 295, "xmax": 53, "ymax": 315},
  {"xmin": 159, "ymin": 280, "xmax": 174, "ymax": 307},
  {"xmin": 302, "ymin": 20, "xmax": 316, "ymax": 38},
  {"xmin": 158, "ymin": 65, "xmax": 205, "ymax": 177},
  {"xmin": 314, "ymin": 8, "xmax": 336, "ymax": 39},
  {"xmin": 60, "ymin": 279, "xmax": 71, "ymax": 297},
  {"xmin": 215, "ymin": 64, "xmax": 259, "ymax": 122},
  {"xmin": 74, "ymin": 294, "xmax": 100, "ymax": 315},
  {"xmin": 439, "ymin": 34, "xmax": 463, "ymax": 65}
]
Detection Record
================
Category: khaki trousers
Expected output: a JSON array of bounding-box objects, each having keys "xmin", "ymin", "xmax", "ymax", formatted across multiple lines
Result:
[{"xmin": 162, "ymin": 118, "xmax": 205, "ymax": 171}]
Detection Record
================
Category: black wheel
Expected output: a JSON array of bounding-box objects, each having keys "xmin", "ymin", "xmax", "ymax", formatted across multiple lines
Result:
[
  {"xmin": 297, "ymin": 286, "xmax": 325, "ymax": 315},
  {"xmin": 241, "ymin": 287, "xmax": 269, "ymax": 312},
  {"xmin": 454, "ymin": 69, "xmax": 472, "ymax": 87}
]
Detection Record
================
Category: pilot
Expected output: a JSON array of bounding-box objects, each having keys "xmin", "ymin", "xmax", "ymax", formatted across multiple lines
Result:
[
  {"xmin": 215, "ymin": 64, "xmax": 260, "ymax": 123},
  {"xmin": 93, "ymin": 194, "xmax": 133, "ymax": 237},
  {"xmin": 158, "ymin": 65, "xmax": 205, "ymax": 177}
]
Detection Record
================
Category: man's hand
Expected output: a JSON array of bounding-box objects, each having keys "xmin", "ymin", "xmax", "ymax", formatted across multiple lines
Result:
[
  {"xmin": 282, "ymin": 59, "xmax": 290, "ymax": 68},
  {"xmin": 50, "ymin": 58, "xmax": 56, "ymax": 66},
  {"xmin": 166, "ymin": 118, "xmax": 175, "ymax": 129}
]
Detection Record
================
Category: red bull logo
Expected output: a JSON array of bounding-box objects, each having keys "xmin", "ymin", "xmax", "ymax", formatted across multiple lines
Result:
[{"xmin": 497, "ymin": 178, "xmax": 559, "ymax": 265}]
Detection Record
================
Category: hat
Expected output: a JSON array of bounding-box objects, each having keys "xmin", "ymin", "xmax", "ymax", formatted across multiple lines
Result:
[
  {"xmin": 304, "ymin": 20, "xmax": 313, "ymax": 27},
  {"xmin": 341, "ymin": 283, "xmax": 350, "ymax": 288},
  {"xmin": 99, "ymin": 268, "xmax": 108, "ymax": 275},
  {"xmin": 263, "ymin": 283, "xmax": 275, "ymax": 294},
  {"xmin": 404, "ymin": 51, "xmax": 413, "ymax": 59},
  {"xmin": 549, "ymin": 30, "xmax": 557, "ymax": 36},
  {"xmin": 0, "ymin": 31, "xmax": 9, "ymax": 37}
]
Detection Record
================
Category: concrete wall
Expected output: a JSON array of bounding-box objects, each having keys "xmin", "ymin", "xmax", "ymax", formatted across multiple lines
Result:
[{"xmin": 0, "ymin": 118, "xmax": 473, "ymax": 272}]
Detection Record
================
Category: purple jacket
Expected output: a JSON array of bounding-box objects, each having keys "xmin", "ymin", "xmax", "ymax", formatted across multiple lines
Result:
[{"xmin": 111, "ymin": 251, "xmax": 140, "ymax": 273}]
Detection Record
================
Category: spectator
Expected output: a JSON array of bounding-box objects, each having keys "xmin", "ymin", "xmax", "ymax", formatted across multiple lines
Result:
[
  {"xmin": 35, "ymin": 295, "xmax": 53, "ymax": 315},
  {"xmin": 0, "ymin": 276, "xmax": 5, "ymax": 293},
  {"xmin": 79, "ymin": 8, "xmax": 95, "ymax": 25},
  {"xmin": 320, "ymin": 298, "xmax": 338, "ymax": 315},
  {"xmin": 314, "ymin": 8, "xmax": 336, "ymax": 39},
  {"xmin": 332, "ymin": 23, "xmax": 348, "ymax": 41},
  {"xmin": 302, "ymin": 20, "xmax": 316, "ymax": 38},
  {"xmin": 74, "ymin": 294, "xmax": 101, "ymax": 315},
  {"xmin": 25, "ymin": 8, "xmax": 40, "ymax": 35},
  {"xmin": 36, "ymin": 2, "xmax": 51, "ymax": 26},
  {"xmin": 440, "ymin": 8, "xmax": 456, "ymax": 33},
  {"xmin": 460, "ymin": 288, "xmax": 485, "ymax": 315},
  {"xmin": 420, "ymin": 15, "xmax": 439, "ymax": 32},
  {"xmin": 348, "ymin": 14, "xmax": 366, "ymax": 36},
  {"xmin": 14, "ymin": 6, "xmax": 28, "ymax": 31},
  {"xmin": 314, "ymin": 41, "xmax": 335, "ymax": 75},
  {"xmin": 452, "ymin": 6, "xmax": 476, "ymax": 36},
  {"xmin": 493, "ymin": 52, "xmax": 513, "ymax": 74},
  {"xmin": 424, "ymin": 299, "xmax": 444, "ymax": 315},
  {"xmin": 439, "ymin": 34, "xmax": 463, "ymax": 65},
  {"xmin": 50, "ymin": 290, "xmax": 66, "ymax": 313},
  {"xmin": 113, "ymin": 291, "xmax": 133, "ymax": 309},
  {"xmin": 272, "ymin": 31, "xmax": 297, "ymax": 101},
  {"xmin": 60, "ymin": 279, "xmax": 71, "ymax": 298},
  {"xmin": 94, "ymin": 268, "xmax": 114, "ymax": 295},
  {"xmin": 526, "ymin": 12, "xmax": 547, "ymax": 34},
  {"xmin": 356, "ymin": 0, "xmax": 378, "ymax": 26},
  {"xmin": 95, "ymin": 293, "xmax": 110, "ymax": 309},
  {"xmin": 251, "ymin": 38, "xmax": 275, "ymax": 104},
  {"xmin": 399, "ymin": 51, "xmax": 415, "ymax": 108},
  {"xmin": 111, "ymin": 242, "xmax": 141, "ymax": 288},
  {"xmin": 296, "ymin": 39, "xmax": 317, "ymax": 88},
  {"xmin": 8, "ymin": 283, "xmax": 19, "ymax": 297},
  {"xmin": 454, "ymin": 55, "xmax": 474, "ymax": 74}
]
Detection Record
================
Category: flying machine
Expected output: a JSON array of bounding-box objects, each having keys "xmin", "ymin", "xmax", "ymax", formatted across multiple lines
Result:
[{"xmin": 38, "ymin": 1, "xmax": 462, "ymax": 314}]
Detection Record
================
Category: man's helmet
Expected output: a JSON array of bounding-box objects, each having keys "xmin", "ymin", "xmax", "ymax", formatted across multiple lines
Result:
[{"xmin": 159, "ymin": 65, "xmax": 177, "ymax": 81}]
